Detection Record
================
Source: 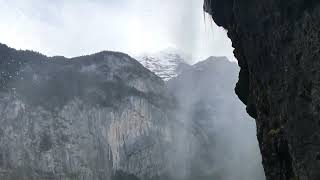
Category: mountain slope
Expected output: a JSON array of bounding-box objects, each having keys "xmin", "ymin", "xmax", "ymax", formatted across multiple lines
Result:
[
  {"xmin": 0, "ymin": 43, "xmax": 264, "ymax": 180},
  {"xmin": 0, "ymin": 43, "xmax": 173, "ymax": 180}
]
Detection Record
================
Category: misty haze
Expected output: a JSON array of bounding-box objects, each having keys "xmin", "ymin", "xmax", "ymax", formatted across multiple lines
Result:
[{"xmin": 0, "ymin": 0, "xmax": 267, "ymax": 180}]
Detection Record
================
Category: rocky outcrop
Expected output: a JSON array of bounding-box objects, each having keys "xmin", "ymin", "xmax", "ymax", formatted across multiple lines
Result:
[
  {"xmin": 0, "ymin": 43, "xmax": 173, "ymax": 180},
  {"xmin": 204, "ymin": 1, "xmax": 320, "ymax": 179}
]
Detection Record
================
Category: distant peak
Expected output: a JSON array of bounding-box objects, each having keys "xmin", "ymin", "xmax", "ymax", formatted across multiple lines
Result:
[
  {"xmin": 192, "ymin": 56, "xmax": 237, "ymax": 72},
  {"xmin": 135, "ymin": 49, "xmax": 191, "ymax": 81},
  {"xmin": 207, "ymin": 56, "xmax": 229, "ymax": 61}
]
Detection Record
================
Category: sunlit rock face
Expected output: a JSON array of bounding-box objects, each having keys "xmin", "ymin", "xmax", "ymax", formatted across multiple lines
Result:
[
  {"xmin": 205, "ymin": 1, "xmax": 320, "ymax": 179},
  {"xmin": 0, "ymin": 43, "xmax": 173, "ymax": 180}
]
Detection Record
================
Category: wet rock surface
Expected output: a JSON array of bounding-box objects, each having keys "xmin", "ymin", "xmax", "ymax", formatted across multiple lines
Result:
[{"xmin": 204, "ymin": 1, "xmax": 320, "ymax": 179}]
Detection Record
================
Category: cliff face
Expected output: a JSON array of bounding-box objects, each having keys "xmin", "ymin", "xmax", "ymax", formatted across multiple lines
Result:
[
  {"xmin": 0, "ymin": 43, "xmax": 173, "ymax": 180},
  {"xmin": 204, "ymin": 1, "xmax": 320, "ymax": 179},
  {"xmin": 0, "ymin": 41, "xmax": 267, "ymax": 180}
]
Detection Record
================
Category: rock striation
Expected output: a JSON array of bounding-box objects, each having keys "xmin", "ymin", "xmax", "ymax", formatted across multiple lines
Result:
[{"xmin": 204, "ymin": 1, "xmax": 320, "ymax": 179}]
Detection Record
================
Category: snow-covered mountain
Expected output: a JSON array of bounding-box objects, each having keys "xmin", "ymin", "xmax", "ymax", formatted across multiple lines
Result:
[{"xmin": 136, "ymin": 48, "xmax": 191, "ymax": 81}]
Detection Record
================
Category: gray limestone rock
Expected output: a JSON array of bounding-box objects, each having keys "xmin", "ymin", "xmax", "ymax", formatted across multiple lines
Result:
[{"xmin": 0, "ymin": 44, "xmax": 172, "ymax": 180}]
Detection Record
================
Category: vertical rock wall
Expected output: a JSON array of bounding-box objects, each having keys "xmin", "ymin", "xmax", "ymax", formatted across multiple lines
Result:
[{"xmin": 204, "ymin": 1, "xmax": 320, "ymax": 179}]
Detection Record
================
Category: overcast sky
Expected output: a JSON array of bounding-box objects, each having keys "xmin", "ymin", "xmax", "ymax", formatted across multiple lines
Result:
[{"xmin": 0, "ymin": 0, "xmax": 235, "ymax": 63}]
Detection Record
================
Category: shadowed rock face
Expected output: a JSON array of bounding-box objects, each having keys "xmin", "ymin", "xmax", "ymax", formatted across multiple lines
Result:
[
  {"xmin": 204, "ymin": 1, "xmax": 320, "ymax": 179},
  {"xmin": 0, "ymin": 43, "xmax": 173, "ymax": 180}
]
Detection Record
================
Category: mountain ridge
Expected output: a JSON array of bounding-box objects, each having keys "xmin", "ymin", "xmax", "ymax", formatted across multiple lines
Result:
[
  {"xmin": 0, "ymin": 42, "xmax": 173, "ymax": 180},
  {"xmin": 0, "ymin": 42, "xmax": 263, "ymax": 180}
]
